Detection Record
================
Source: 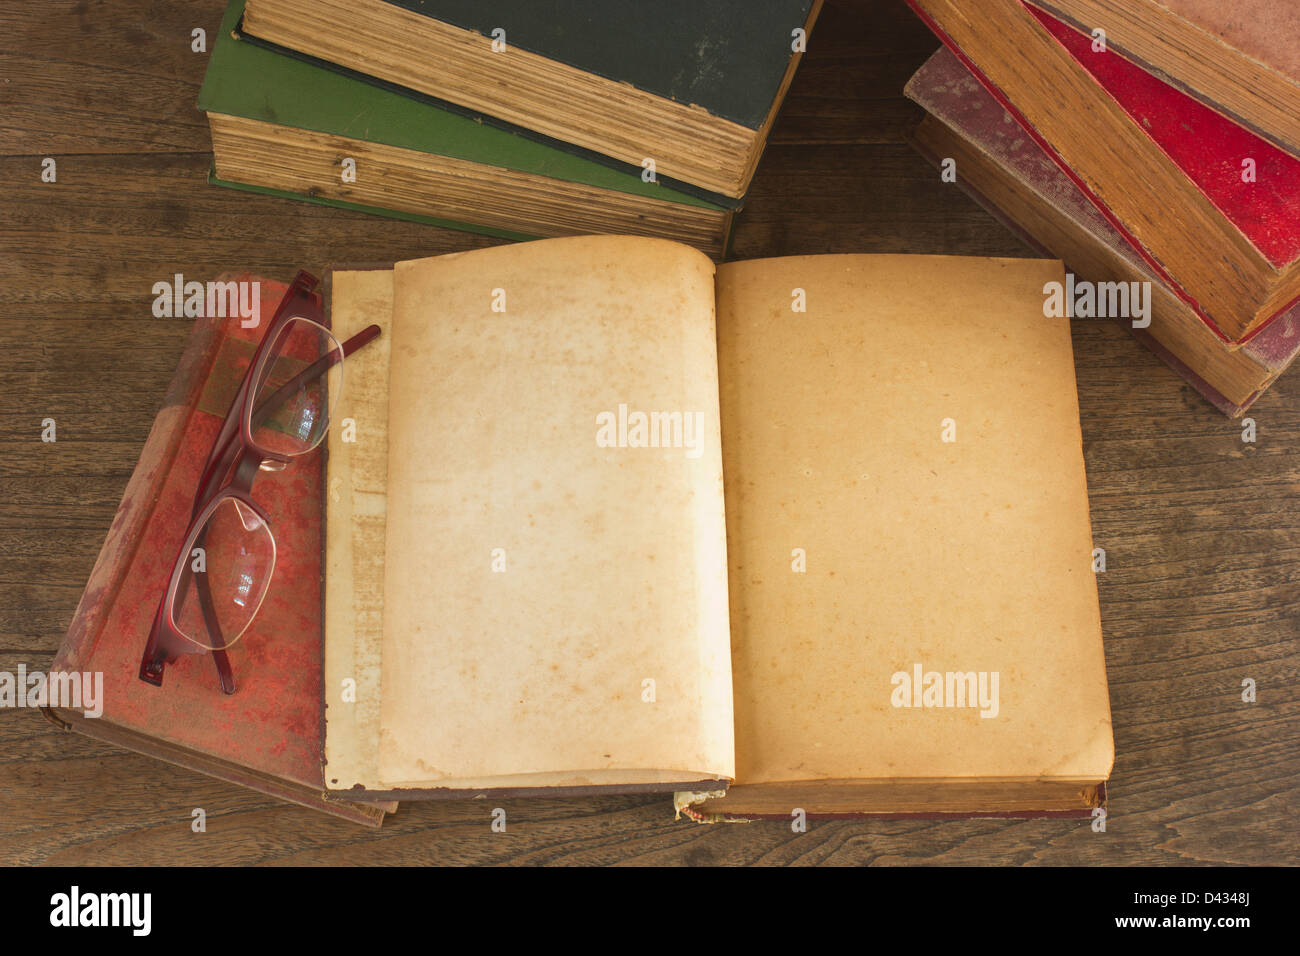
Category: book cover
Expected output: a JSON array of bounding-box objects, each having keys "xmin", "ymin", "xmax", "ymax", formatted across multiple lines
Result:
[
  {"xmin": 905, "ymin": 47, "xmax": 1300, "ymax": 416},
  {"xmin": 906, "ymin": 0, "xmax": 1300, "ymax": 344},
  {"xmin": 376, "ymin": 0, "xmax": 814, "ymax": 129},
  {"xmin": 239, "ymin": 0, "xmax": 820, "ymax": 199},
  {"xmin": 1028, "ymin": 0, "xmax": 1300, "ymax": 158},
  {"xmin": 198, "ymin": 1, "xmax": 724, "ymax": 215},
  {"xmin": 49, "ymin": 274, "xmax": 393, "ymax": 827}
]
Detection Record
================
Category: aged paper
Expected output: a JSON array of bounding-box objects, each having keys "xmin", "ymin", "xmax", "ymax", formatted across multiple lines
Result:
[
  {"xmin": 714, "ymin": 255, "xmax": 1113, "ymax": 797},
  {"xmin": 324, "ymin": 269, "xmax": 394, "ymax": 791},
  {"xmin": 378, "ymin": 236, "xmax": 734, "ymax": 788}
]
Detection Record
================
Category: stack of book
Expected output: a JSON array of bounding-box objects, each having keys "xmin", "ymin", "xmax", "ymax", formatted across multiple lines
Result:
[
  {"xmin": 903, "ymin": 0, "xmax": 1300, "ymax": 416},
  {"xmin": 198, "ymin": 0, "xmax": 822, "ymax": 258},
  {"xmin": 57, "ymin": 4, "xmax": 1131, "ymax": 827}
]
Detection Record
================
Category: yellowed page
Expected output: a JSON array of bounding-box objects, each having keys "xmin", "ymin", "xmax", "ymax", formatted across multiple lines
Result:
[
  {"xmin": 715, "ymin": 255, "xmax": 1113, "ymax": 799},
  {"xmin": 379, "ymin": 236, "xmax": 733, "ymax": 789},
  {"xmin": 324, "ymin": 269, "xmax": 393, "ymax": 792}
]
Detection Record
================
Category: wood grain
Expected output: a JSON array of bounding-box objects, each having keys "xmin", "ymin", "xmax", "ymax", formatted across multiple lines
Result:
[{"xmin": 0, "ymin": 0, "xmax": 1295, "ymax": 865}]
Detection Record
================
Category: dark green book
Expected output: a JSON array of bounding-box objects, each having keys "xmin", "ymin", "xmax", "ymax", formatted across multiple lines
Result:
[
  {"xmin": 240, "ymin": 0, "xmax": 822, "ymax": 200},
  {"xmin": 200, "ymin": 0, "xmax": 734, "ymax": 257}
]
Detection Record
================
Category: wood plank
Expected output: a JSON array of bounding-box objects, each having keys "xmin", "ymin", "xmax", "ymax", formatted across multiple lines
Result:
[
  {"xmin": 0, "ymin": 0, "xmax": 1294, "ymax": 867},
  {"xmin": 0, "ymin": 0, "xmax": 219, "ymax": 155},
  {"xmin": 771, "ymin": 0, "xmax": 939, "ymax": 146}
]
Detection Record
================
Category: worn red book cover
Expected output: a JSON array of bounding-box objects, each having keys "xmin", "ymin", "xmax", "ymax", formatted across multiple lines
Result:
[
  {"xmin": 48, "ymin": 274, "xmax": 392, "ymax": 827},
  {"xmin": 905, "ymin": 47, "xmax": 1300, "ymax": 416},
  {"xmin": 1025, "ymin": 5, "xmax": 1300, "ymax": 275},
  {"xmin": 1028, "ymin": 0, "xmax": 1300, "ymax": 159},
  {"xmin": 906, "ymin": 0, "xmax": 1300, "ymax": 345}
]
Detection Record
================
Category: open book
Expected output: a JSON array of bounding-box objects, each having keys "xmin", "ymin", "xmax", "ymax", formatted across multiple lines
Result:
[{"xmin": 323, "ymin": 236, "xmax": 1113, "ymax": 818}]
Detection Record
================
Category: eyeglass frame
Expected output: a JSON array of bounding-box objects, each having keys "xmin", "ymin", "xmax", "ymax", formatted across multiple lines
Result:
[{"xmin": 138, "ymin": 270, "xmax": 379, "ymax": 695}]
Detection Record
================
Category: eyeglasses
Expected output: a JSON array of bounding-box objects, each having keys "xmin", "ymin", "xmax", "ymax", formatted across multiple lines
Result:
[{"xmin": 139, "ymin": 271, "xmax": 379, "ymax": 695}]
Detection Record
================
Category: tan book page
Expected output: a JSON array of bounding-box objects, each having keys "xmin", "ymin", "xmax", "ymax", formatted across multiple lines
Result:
[
  {"xmin": 378, "ymin": 236, "xmax": 734, "ymax": 789},
  {"xmin": 324, "ymin": 269, "xmax": 394, "ymax": 791},
  {"xmin": 716, "ymin": 254, "xmax": 1113, "ymax": 787}
]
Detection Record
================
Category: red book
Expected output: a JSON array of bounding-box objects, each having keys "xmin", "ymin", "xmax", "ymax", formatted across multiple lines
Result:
[
  {"xmin": 905, "ymin": 47, "xmax": 1300, "ymax": 416},
  {"xmin": 1025, "ymin": 5, "xmax": 1300, "ymax": 274},
  {"xmin": 48, "ymin": 274, "xmax": 394, "ymax": 826},
  {"xmin": 906, "ymin": 0, "xmax": 1300, "ymax": 344},
  {"xmin": 1025, "ymin": 0, "xmax": 1300, "ymax": 160}
]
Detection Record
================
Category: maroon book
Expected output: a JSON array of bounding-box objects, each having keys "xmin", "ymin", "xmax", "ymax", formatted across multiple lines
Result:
[
  {"xmin": 906, "ymin": 0, "xmax": 1300, "ymax": 345},
  {"xmin": 48, "ymin": 274, "xmax": 394, "ymax": 826},
  {"xmin": 1027, "ymin": 0, "xmax": 1300, "ymax": 160},
  {"xmin": 906, "ymin": 48, "xmax": 1300, "ymax": 416}
]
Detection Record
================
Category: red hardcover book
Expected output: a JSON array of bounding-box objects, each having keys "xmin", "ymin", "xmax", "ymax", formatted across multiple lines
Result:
[
  {"xmin": 1026, "ymin": 0, "xmax": 1300, "ymax": 160},
  {"xmin": 1025, "ymin": 6, "xmax": 1300, "ymax": 276},
  {"xmin": 47, "ymin": 274, "xmax": 394, "ymax": 827},
  {"xmin": 906, "ymin": 0, "xmax": 1300, "ymax": 345},
  {"xmin": 905, "ymin": 47, "xmax": 1300, "ymax": 416}
]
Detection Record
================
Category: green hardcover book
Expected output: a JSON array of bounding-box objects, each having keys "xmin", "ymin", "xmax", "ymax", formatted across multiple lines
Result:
[
  {"xmin": 199, "ymin": 0, "xmax": 733, "ymax": 257},
  {"xmin": 240, "ymin": 0, "xmax": 821, "ymax": 200}
]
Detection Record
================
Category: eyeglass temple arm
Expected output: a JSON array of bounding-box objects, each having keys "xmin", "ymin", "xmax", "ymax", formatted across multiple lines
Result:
[
  {"xmin": 140, "ymin": 582, "xmax": 235, "ymax": 694},
  {"xmin": 191, "ymin": 273, "xmax": 324, "ymax": 506},
  {"xmin": 249, "ymin": 324, "xmax": 382, "ymax": 432},
  {"xmin": 185, "ymin": 325, "xmax": 379, "ymax": 691},
  {"xmin": 189, "ymin": 524, "xmax": 237, "ymax": 695},
  {"xmin": 189, "ymin": 321, "xmax": 378, "ymax": 515}
]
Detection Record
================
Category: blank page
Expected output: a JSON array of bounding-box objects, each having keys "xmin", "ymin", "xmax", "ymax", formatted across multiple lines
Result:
[
  {"xmin": 715, "ymin": 254, "xmax": 1113, "ymax": 791},
  {"xmin": 378, "ymin": 236, "xmax": 734, "ymax": 789}
]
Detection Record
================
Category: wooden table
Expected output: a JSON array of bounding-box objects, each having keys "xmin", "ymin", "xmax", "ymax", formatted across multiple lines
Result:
[{"xmin": 1, "ymin": 0, "xmax": 1295, "ymax": 865}]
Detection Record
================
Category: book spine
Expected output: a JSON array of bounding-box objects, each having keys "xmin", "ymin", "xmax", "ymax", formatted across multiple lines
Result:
[
  {"xmin": 903, "ymin": 0, "xmax": 1237, "ymax": 345},
  {"xmin": 52, "ymin": 312, "xmax": 225, "ymax": 673},
  {"xmin": 48, "ymin": 708, "xmax": 389, "ymax": 827}
]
